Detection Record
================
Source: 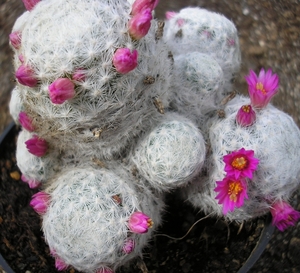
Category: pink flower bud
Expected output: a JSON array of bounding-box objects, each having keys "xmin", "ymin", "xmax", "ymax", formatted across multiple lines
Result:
[
  {"xmin": 9, "ymin": 31, "xmax": 22, "ymax": 50},
  {"xmin": 122, "ymin": 238, "xmax": 135, "ymax": 254},
  {"xmin": 72, "ymin": 68, "xmax": 86, "ymax": 82},
  {"xmin": 21, "ymin": 174, "xmax": 41, "ymax": 189},
  {"xmin": 96, "ymin": 268, "xmax": 114, "ymax": 273},
  {"xmin": 15, "ymin": 64, "xmax": 38, "ymax": 87},
  {"xmin": 30, "ymin": 191, "xmax": 50, "ymax": 214},
  {"xmin": 236, "ymin": 105, "xmax": 256, "ymax": 127},
  {"xmin": 131, "ymin": 0, "xmax": 158, "ymax": 15},
  {"xmin": 128, "ymin": 8, "xmax": 152, "ymax": 40},
  {"xmin": 19, "ymin": 111, "xmax": 35, "ymax": 132},
  {"xmin": 55, "ymin": 256, "xmax": 68, "ymax": 271},
  {"xmin": 19, "ymin": 54, "xmax": 25, "ymax": 63},
  {"xmin": 22, "ymin": 0, "xmax": 40, "ymax": 11},
  {"xmin": 128, "ymin": 211, "xmax": 153, "ymax": 234},
  {"xmin": 176, "ymin": 18, "xmax": 185, "ymax": 27},
  {"xmin": 113, "ymin": 48, "xmax": 138, "ymax": 74},
  {"xmin": 48, "ymin": 78, "xmax": 75, "ymax": 104},
  {"xmin": 25, "ymin": 135, "xmax": 48, "ymax": 157},
  {"xmin": 165, "ymin": 11, "xmax": 177, "ymax": 20}
]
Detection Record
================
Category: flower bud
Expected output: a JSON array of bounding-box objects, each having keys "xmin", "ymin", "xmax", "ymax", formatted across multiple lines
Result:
[
  {"xmin": 19, "ymin": 111, "xmax": 35, "ymax": 132},
  {"xmin": 128, "ymin": 8, "xmax": 152, "ymax": 40},
  {"xmin": 55, "ymin": 256, "xmax": 68, "ymax": 271},
  {"xmin": 30, "ymin": 191, "xmax": 50, "ymax": 214},
  {"xmin": 21, "ymin": 174, "xmax": 41, "ymax": 189},
  {"xmin": 25, "ymin": 135, "xmax": 48, "ymax": 157},
  {"xmin": 9, "ymin": 31, "xmax": 22, "ymax": 50},
  {"xmin": 96, "ymin": 268, "xmax": 114, "ymax": 273},
  {"xmin": 72, "ymin": 68, "xmax": 86, "ymax": 82},
  {"xmin": 22, "ymin": 0, "xmax": 40, "ymax": 11},
  {"xmin": 131, "ymin": 0, "xmax": 158, "ymax": 15},
  {"xmin": 165, "ymin": 11, "xmax": 177, "ymax": 20},
  {"xmin": 122, "ymin": 238, "xmax": 135, "ymax": 254},
  {"xmin": 15, "ymin": 64, "xmax": 38, "ymax": 87},
  {"xmin": 48, "ymin": 78, "xmax": 75, "ymax": 104},
  {"xmin": 236, "ymin": 105, "xmax": 256, "ymax": 127},
  {"xmin": 113, "ymin": 48, "xmax": 138, "ymax": 74},
  {"xmin": 128, "ymin": 211, "xmax": 153, "ymax": 234}
]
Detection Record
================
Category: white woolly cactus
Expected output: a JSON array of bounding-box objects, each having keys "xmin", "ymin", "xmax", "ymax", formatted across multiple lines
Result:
[
  {"xmin": 131, "ymin": 112, "xmax": 206, "ymax": 190},
  {"xmin": 9, "ymin": 86, "xmax": 23, "ymax": 124},
  {"xmin": 183, "ymin": 95, "xmax": 300, "ymax": 221},
  {"xmin": 42, "ymin": 166, "xmax": 164, "ymax": 273}
]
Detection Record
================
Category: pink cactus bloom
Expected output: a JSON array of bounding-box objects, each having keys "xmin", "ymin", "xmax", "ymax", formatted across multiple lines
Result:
[
  {"xmin": 123, "ymin": 238, "xmax": 135, "ymax": 254},
  {"xmin": 72, "ymin": 68, "xmax": 86, "ymax": 82},
  {"xmin": 236, "ymin": 105, "xmax": 256, "ymax": 127},
  {"xmin": 128, "ymin": 211, "xmax": 153, "ymax": 234},
  {"xmin": 131, "ymin": 0, "xmax": 158, "ymax": 15},
  {"xmin": 30, "ymin": 191, "xmax": 50, "ymax": 215},
  {"xmin": 48, "ymin": 78, "xmax": 75, "ymax": 104},
  {"xmin": 25, "ymin": 135, "xmax": 48, "ymax": 157},
  {"xmin": 176, "ymin": 18, "xmax": 185, "ymax": 27},
  {"xmin": 55, "ymin": 256, "xmax": 68, "ymax": 271},
  {"xmin": 22, "ymin": 0, "xmax": 40, "ymax": 11},
  {"xmin": 18, "ymin": 54, "xmax": 25, "ymax": 63},
  {"xmin": 113, "ymin": 48, "xmax": 138, "ymax": 74},
  {"xmin": 21, "ymin": 174, "xmax": 41, "ymax": 189},
  {"xmin": 165, "ymin": 11, "xmax": 177, "ymax": 20},
  {"xmin": 128, "ymin": 8, "xmax": 152, "ymax": 40},
  {"xmin": 215, "ymin": 176, "xmax": 248, "ymax": 215},
  {"xmin": 271, "ymin": 201, "xmax": 300, "ymax": 232},
  {"xmin": 96, "ymin": 268, "xmax": 114, "ymax": 273},
  {"xmin": 223, "ymin": 148, "xmax": 259, "ymax": 180},
  {"xmin": 15, "ymin": 64, "xmax": 38, "ymax": 87},
  {"xmin": 19, "ymin": 111, "xmax": 35, "ymax": 132},
  {"xmin": 9, "ymin": 31, "xmax": 22, "ymax": 50},
  {"xmin": 245, "ymin": 68, "xmax": 279, "ymax": 109}
]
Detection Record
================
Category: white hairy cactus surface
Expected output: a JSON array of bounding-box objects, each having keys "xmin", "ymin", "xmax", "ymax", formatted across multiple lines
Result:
[
  {"xmin": 43, "ymin": 166, "xmax": 164, "ymax": 272},
  {"xmin": 170, "ymin": 52, "xmax": 225, "ymax": 124},
  {"xmin": 13, "ymin": 0, "xmax": 172, "ymax": 159},
  {"xmin": 163, "ymin": 7, "xmax": 241, "ymax": 83},
  {"xmin": 16, "ymin": 130, "xmax": 61, "ymax": 183},
  {"xmin": 183, "ymin": 96, "xmax": 300, "ymax": 221},
  {"xmin": 9, "ymin": 86, "xmax": 23, "ymax": 124},
  {"xmin": 131, "ymin": 112, "xmax": 206, "ymax": 190}
]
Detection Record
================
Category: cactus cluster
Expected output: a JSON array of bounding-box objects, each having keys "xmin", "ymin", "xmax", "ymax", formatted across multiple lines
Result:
[{"xmin": 8, "ymin": 0, "xmax": 300, "ymax": 272}]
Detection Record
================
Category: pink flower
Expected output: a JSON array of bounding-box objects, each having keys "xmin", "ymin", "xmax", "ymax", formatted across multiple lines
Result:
[
  {"xmin": 131, "ymin": 0, "xmax": 158, "ymax": 15},
  {"xmin": 165, "ymin": 11, "xmax": 177, "ymax": 20},
  {"xmin": 176, "ymin": 18, "xmax": 185, "ymax": 27},
  {"xmin": 15, "ymin": 64, "xmax": 38, "ymax": 87},
  {"xmin": 245, "ymin": 68, "xmax": 279, "ymax": 108},
  {"xmin": 72, "ymin": 68, "xmax": 86, "ymax": 82},
  {"xmin": 223, "ymin": 148, "xmax": 259, "ymax": 180},
  {"xmin": 122, "ymin": 238, "xmax": 135, "ymax": 254},
  {"xmin": 9, "ymin": 31, "xmax": 22, "ymax": 50},
  {"xmin": 22, "ymin": 0, "xmax": 40, "ymax": 11},
  {"xmin": 215, "ymin": 176, "xmax": 248, "ymax": 214},
  {"xmin": 128, "ymin": 8, "xmax": 152, "ymax": 40},
  {"xmin": 19, "ymin": 54, "xmax": 25, "ymax": 63},
  {"xmin": 236, "ymin": 105, "xmax": 256, "ymax": 127},
  {"xmin": 128, "ymin": 211, "xmax": 153, "ymax": 234},
  {"xmin": 30, "ymin": 191, "xmax": 50, "ymax": 214},
  {"xmin": 55, "ymin": 256, "xmax": 68, "ymax": 271},
  {"xmin": 113, "ymin": 48, "xmax": 138, "ymax": 74},
  {"xmin": 96, "ymin": 268, "xmax": 114, "ymax": 273},
  {"xmin": 19, "ymin": 111, "xmax": 35, "ymax": 132},
  {"xmin": 21, "ymin": 174, "xmax": 41, "ymax": 189},
  {"xmin": 25, "ymin": 135, "xmax": 48, "ymax": 157},
  {"xmin": 48, "ymin": 78, "xmax": 75, "ymax": 104},
  {"xmin": 271, "ymin": 201, "xmax": 300, "ymax": 232}
]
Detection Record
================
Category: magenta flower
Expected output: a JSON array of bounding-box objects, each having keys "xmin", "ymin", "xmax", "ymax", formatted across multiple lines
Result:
[
  {"xmin": 131, "ymin": 0, "xmax": 158, "ymax": 15},
  {"xmin": 55, "ymin": 256, "xmax": 68, "ymax": 271},
  {"xmin": 128, "ymin": 8, "xmax": 152, "ymax": 40},
  {"xmin": 128, "ymin": 211, "xmax": 153, "ymax": 234},
  {"xmin": 21, "ymin": 174, "xmax": 41, "ymax": 189},
  {"xmin": 113, "ymin": 48, "xmax": 138, "ymax": 74},
  {"xmin": 72, "ymin": 68, "xmax": 86, "ymax": 82},
  {"xmin": 15, "ymin": 64, "xmax": 38, "ymax": 87},
  {"xmin": 122, "ymin": 238, "xmax": 135, "ymax": 254},
  {"xmin": 223, "ymin": 148, "xmax": 259, "ymax": 180},
  {"xmin": 48, "ymin": 78, "xmax": 75, "ymax": 104},
  {"xmin": 270, "ymin": 201, "xmax": 300, "ymax": 232},
  {"xmin": 22, "ymin": 0, "xmax": 40, "ymax": 11},
  {"xmin": 245, "ymin": 68, "xmax": 279, "ymax": 108},
  {"xmin": 165, "ymin": 11, "xmax": 177, "ymax": 20},
  {"xmin": 215, "ymin": 176, "xmax": 248, "ymax": 214},
  {"xmin": 30, "ymin": 191, "xmax": 50, "ymax": 215},
  {"xmin": 19, "ymin": 111, "xmax": 35, "ymax": 132},
  {"xmin": 9, "ymin": 31, "xmax": 22, "ymax": 50},
  {"xmin": 25, "ymin": 135, "xmax": 48, "ymax": 157},
  {"xmin": 236, "ymin": 105, "xmax": 256, "ymax": 127}
]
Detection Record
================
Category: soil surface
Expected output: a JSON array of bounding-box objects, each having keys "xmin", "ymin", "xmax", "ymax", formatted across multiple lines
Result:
[{"xmin": 1, "ymin": 1, "xmax": 300, "ymax": 273}]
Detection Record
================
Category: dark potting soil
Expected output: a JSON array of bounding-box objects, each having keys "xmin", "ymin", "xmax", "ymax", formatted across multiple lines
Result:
[{"xmin": 0, "ymin": 124, "xmax": 268, "ymax": 273}]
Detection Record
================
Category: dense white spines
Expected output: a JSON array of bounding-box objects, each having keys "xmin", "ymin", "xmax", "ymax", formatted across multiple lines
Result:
[
  {"xmin": 9, "ymin": 86, "xmax": 23, "ymax": 124},
  {"xmin": 131, "ymin": 112, "xmax": 206, "ymax": 190}
]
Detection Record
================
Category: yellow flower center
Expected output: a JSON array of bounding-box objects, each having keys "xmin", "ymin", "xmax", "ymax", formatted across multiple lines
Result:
[
  {"xmin": 228, "ymin": 180, "xmax": 243, "ymax": 202},
  {"xmin": 242, "ymin": 105, "xmax": 251, "ymax": 113},
  {"xmin": 147, "ymin": 218, "xmax": 154, "ymax": 228},
  {"xmin": 256, "ymin": 82, "xmax": 267, "ymax": 95},
  {"xmin": 231, "ymin": 156, "xmax": 248, "ymax": 170}
]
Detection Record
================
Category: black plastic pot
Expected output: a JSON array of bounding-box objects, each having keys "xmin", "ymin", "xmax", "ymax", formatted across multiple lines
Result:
[{"xmin": 0, "ymin": 122, "xmax": 275, "ymax": 273}]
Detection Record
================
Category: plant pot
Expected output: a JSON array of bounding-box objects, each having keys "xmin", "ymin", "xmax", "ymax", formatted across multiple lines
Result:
[{"xmin": 0, "ymin": 122, "xmax": 275, "ymax": 273}]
